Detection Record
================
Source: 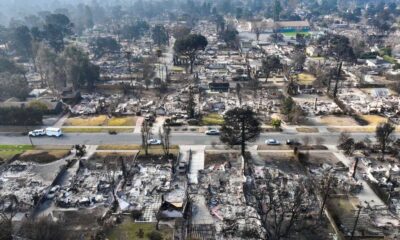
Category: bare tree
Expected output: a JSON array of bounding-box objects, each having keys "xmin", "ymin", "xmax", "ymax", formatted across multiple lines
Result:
[
  {"xmin": 103, "ymin": 156, "xmax": 118, "ymax": 211},
  {"xmin": 376, "ymin": 122, "xmax": 395, "ymax": 161},
  {"xmin": 159, "ymin": 119, "xmax": 171, "ymax": 159},
  {"xmin": 141, "ymin": 120, "xmax": 152, "ymax": 156},
  {"xmin": 338, "ymin": 131, "xmax": 356, "ymax": 155},
  {"xmin": 256, "ymin": 176, "xmax": 313, "ymax": 240},
  {"xmin": 236, "ymin": 83, "xmax": 242, "ymax": 105}
]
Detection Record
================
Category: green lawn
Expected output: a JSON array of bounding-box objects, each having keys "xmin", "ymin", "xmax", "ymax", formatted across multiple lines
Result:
[
  {"xmin": 201, "ymin": 113, "xmax": 224, "ymax": 125},
  {"xmin": 107, "ymin": 222, "xmax": 173, "ymax": 240},
  {"xmin": 62, "ymin": 127, "xmax": 134, "ymax": 133},
  {"xmin": 0, "ymin": 150, "xmax": 22, "ymax": 162},
  {"xmin": 0, "ymin": 145, "xmax": 34, "ymax": 162},
  {"xmin": 0, "ymin": 145, "xmax": 34, "ymax": 151}
]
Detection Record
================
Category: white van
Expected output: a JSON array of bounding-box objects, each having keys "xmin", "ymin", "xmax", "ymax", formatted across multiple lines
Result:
[{"xmin": 45, "ymin": 127, "xmax": 63, "ymax": 137}]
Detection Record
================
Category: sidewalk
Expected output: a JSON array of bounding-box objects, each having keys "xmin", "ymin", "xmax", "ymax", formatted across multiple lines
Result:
[
  {"xmin": 53, "ymin": 113, "xmax": 70, "ymax": 128},
  {"xmin": 133, "ymin": 117, "xmax": 144, "ymax": 133},
  {"xmin": 180, "ymin": 145, "xmax": 206, "ymax": 185},
  {"xmin": 331, "ymin": 147, "xmax": 385, "ymax": 207}
]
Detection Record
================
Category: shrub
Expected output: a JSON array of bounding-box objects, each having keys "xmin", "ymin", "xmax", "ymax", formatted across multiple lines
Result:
[
  {"xmin": 131, "ymin": 210, "xmax": 143, "ymax": 220},
  {"xmin": 271, "ymin": 118, "xmax": 281, "ymax": 129},
  {"xmin": 0, "ymin": 107, "xmax": 43, "ymax": 125},
  {"xmin": 147, "ymin": 231, "xmax": 163, "ymax": 240},
  {"xmin": 137, "ymin": 228, "xmax": 144, "ymax": 238},
  {"xmin": 28, "ymin": 100, "xmax": 48, "ymax": 113}
]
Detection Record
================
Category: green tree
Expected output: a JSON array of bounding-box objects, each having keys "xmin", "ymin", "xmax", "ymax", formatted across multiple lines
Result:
[
  {"xmin": 214, "ymin": 14, "xmax": 225, "ymax": 33},
  {"xmin": 291, "ymin": 50, "xmax": 306, "ymax": 71},
  {"xmin": 174, "ymin": 34, "xmax": 208, "ymax": 74},
  {"xmin": 121, "ymin": 20, "xmax": 150, "ymax": 41},
  {"xmin": 376, "ymin": 122, "xmax": 395, "ymax": 161},
  {"xmin": 220, "ymin": 107, "xmax": 261, "ymax": 156},
  {"xmin": 0, "ymin": 57, "xmax": 25, "ymax": 75},
  {"xmin": 0, "ymin": 59, "xmax": 29, "ymax": 100},
  {"xmin": 10, "ymin": 26, "xmax": 33, "ymax": 61},
  {"xmin": 0, "ymin": 107, "xmax": 43, "ymax": 126},
  {"xmin": 28, "ymin": 100, "xmax": 48, "ymax": 113},
  {"xmin": 186, "ymin": 87, "xmax": 196, "ymax": 118},
  {"xmin": 271, "ymin": 118, "xmax": 281, "ymax": 129},
  {"xmin": 220, "ymin": 28, "xmax": 239, "ymax": 49},
  {"xmin": 261, "ymin": 55, "xmax": 282, "ymax": 80},
  {"xmin": 43, "ymin": 13, "xmax": 73, "ymax": 52},
  {"xmin": 90, "ymin": 37, "xmax": 121, "ymax": 59},
  {"xmin": 62, "ymin": 46, "xmax": 100, "ymax": 91},
  {"xmin": 152, "ymin": 24, "xmax": 169, "ymax": 47},
  {"xmin": 0, "ymin": 72, "xmax": 29, "ymax": 100},
  {"xmin": 281, "ymin": 97, "xmax": 304, "ymax": 124},
  {"xmin": 318, "ymin": 34, "xmax": 355, "ymax": 62}
]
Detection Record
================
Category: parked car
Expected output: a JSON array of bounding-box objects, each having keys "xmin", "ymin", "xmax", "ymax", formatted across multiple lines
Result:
[
  {"xmin": 286, "ymin": 139, "xmax": 301, "ymax": 146},
  {"xmin": 265, "ymin": 139, "xmax": 281, "ymax": 145},
  {"xmin": 28, "ymin": 129, "xmax": 46, "ymax": 137},
  {"xmin": 205, "ymin": 129, "xmax": 220, "ymax": 135},
  {"xmin": 45, "ymin": 127, "xmax": 63, "ymax": 137},
  {"xmin": 147, "ymin": 139, "xmax": 162, "ymax": 145}
]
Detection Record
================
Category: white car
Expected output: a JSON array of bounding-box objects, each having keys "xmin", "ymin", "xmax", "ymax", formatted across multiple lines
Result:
[
  {"xmin": 205, "ymin": 129, "xmax": 220, "ymax": 135},
  {"xmin": 28, "ymin": 129, "xmax": 46, "ymax": 137},
  {"xmin": 147, "ymin": 139, "xmax": 162, "ymax": 145},
  {"xmin": 265, "ymin": 139, "xmax": 281, "ymax": 145}
]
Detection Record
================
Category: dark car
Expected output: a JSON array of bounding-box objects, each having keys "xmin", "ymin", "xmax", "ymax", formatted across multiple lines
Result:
[{"xmin": 286, "ymin": 139, "xmax": 301, "ymax": 146}]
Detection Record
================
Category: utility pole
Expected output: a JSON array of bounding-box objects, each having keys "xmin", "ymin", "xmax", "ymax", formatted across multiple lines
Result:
[
  {"xmin": 124, "ymin": 50, "xmax": 137, "ymax": 98},
  {"xmin": 350, "ymin": 206, "xmax": 362, "ymax": 240},
  {"xmin": 125, "ymin": 51, "xmax": 133, "ymax": 87}
]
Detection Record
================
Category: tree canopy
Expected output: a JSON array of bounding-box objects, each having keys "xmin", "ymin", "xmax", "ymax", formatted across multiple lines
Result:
[
  {"xmin": 152, "ymin": 25, "xmax": 169, "ymax": 47},
  {"xmin": 90, "ymin": 37, "xmax": 121, "ymax": 59},
  {"xmin": 261, "ymin": 55, "xmax": 282, "ymax": 79},
  {"xmin": 376, "ymin": 122, "xmax": 395, "ymax": 161},
  {"xmin": 220, "ymin": 107, "xmax": 261, "ymax": 155},
  {"xmin": 174, "ymin": 34, "xmax": 207, "ymax": 73}
]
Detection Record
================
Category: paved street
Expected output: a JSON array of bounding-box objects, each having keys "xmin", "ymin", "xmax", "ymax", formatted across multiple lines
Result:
[{"xmin": 0, "ymin": 131, "xmax": 382, "ymax": 146}]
